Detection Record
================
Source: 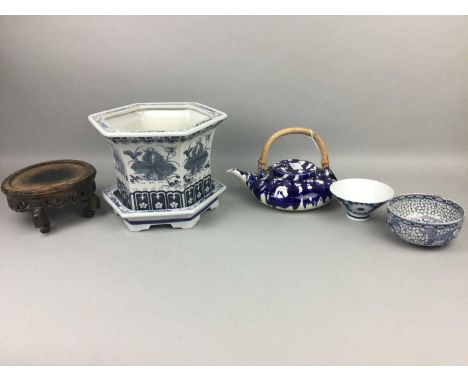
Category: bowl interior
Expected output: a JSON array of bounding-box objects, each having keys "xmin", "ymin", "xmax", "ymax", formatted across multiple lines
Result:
[
  {"xmin": 389, "ymin": 195, "xmax": 464, "ymax": 224},
  {"xmin": 105, "ymin": 108, "xmax": 210, "ymax": 133},
  {"xmin": 330, "ymin": 178, "xmax": 394, "ymax": 204}
]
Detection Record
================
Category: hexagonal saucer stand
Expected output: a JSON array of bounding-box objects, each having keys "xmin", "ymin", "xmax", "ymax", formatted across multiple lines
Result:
[{"xmin": 103, "ymin": 179, "xmax": 226, "ymax": 231}]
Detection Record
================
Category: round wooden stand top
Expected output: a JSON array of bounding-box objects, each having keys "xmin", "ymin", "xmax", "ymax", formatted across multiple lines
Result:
[
  {"xmin": 2, "ymin": 160, "xmax": 100, "ymax": 233},
  {"xmin": 1, "ymin": 160, "xmax": 96, "ymax": 197}
]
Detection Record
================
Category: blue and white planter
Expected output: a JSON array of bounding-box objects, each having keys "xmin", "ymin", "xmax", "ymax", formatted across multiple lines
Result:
[
  {"xmin": 387, "ymin": 194, "xmax": 464, "ymax": 246},
  {"xmin": 89, "ymin": 102, "xmax": 227, "ymax": 230}
]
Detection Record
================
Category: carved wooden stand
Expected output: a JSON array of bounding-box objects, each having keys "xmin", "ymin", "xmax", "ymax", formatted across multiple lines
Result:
[{"xmin": 1, "ymin": 160, "xmax": 100, "ymax": 233}]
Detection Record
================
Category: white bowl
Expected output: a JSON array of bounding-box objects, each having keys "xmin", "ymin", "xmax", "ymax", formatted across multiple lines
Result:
[{"xmin": 330, "ymin": 178, "xmax": 394, "ymax": 221}]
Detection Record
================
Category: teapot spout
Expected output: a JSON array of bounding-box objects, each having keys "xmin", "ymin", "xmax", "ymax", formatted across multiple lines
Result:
[{"xmin": 227, "ymin": 168, "xmax": 258, "ymax": 186}]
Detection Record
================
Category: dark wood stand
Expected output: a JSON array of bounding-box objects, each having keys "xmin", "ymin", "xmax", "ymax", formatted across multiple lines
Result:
[{"xmin": 1, "ymin": 160, "xmax": 100, "ymax": 233}]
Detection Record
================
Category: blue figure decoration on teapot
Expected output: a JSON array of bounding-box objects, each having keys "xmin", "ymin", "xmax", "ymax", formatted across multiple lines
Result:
[{"xmin": 228, "ymin": 127, "xmax": 337, "ymax": 211}]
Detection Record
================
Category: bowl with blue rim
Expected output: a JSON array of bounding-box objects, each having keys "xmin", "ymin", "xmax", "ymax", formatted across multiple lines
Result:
[
  {"xmin": 387, "ymin": 193, "xmax": 464, "ymax": 246},
  {"xmin": 330, "ymin": 178, "xmax": 394, "ymax": 221}
]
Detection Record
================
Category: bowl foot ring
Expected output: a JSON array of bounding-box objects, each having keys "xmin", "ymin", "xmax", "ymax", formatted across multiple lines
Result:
[{"xmin": 347, "ymin": 212, "xmax": 370, "ymax": 222}]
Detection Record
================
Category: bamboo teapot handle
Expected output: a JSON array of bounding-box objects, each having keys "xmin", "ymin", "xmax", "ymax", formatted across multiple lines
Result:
[{"xmin": 257, "ymin": 127, "xmax": 330, "ymax": 172}]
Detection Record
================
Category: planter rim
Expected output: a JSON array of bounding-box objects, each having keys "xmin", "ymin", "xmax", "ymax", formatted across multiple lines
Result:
[{"xmin": 88, "ymin": 102, "xmax": 227, "ymax": 138}]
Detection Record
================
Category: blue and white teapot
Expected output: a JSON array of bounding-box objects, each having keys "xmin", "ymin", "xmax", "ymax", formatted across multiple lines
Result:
[{"xmin": 228, "ymin": 127, "xmax": 337, "ymax": 211}]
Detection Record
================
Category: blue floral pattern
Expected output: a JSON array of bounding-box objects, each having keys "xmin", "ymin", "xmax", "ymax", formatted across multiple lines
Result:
[
  {"xmin": 335, "ymin": 196, "xmax": 385, "ymax": 220},
  {"xmin": 123, "ymin": 145, "xmax": 179, "ymax": 181},
  {"xmin": 184, "ymin": 139, "xmax": 209, "ymax": 175},
  {"xmin": 387, "ymin": 194, "xmax": 464, "ymax": 246}
]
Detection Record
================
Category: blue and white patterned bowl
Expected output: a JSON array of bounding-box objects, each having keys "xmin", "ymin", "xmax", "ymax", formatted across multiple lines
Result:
[
  {"xmin": 330, "ymin": 178, "xmax": 394, "ymax": 221},
  {"xmin": 387, "ymin": 194, "xmax": 464, "ymax": 247}
]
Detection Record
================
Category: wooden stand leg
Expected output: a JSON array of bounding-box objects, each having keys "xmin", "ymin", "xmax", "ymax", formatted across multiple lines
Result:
[
  {"xmin": 32, "ymin": 207, "xmax": 51, "ymax": 233},
  {"xmin": 82, "ymin": 193, "xmax": 100, "ymax": 218}
]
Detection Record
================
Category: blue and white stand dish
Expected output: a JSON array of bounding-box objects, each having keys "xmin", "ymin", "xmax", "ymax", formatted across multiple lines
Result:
[
  {"xmin": 330, "ymin": 178, "xmax": 394, "ymax": 221},
  {"xmin": 89, "ymin": 102, "xmax": 227, "ymax": 230},
  {"xmin": 387, "ymin": 194, "xmax": 464, "ymax": 246},
  {"xmin": 103, "ymin": 180, "xmax": 226, "ymax": 231},
  {"xmin": 229, "ymin": 127, "xmax": 336, "ymax": 211}
]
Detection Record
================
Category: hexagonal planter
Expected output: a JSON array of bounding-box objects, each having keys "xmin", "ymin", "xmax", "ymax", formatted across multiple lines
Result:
[{"xmin": 89, "ymin": 102, "xmax": 227, "ymax": 230}]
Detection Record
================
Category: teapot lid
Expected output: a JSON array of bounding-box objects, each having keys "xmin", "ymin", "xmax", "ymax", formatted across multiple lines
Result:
[{"xmin": 271, "ymin": 159, "xmax": 317, "ymax": 180}]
